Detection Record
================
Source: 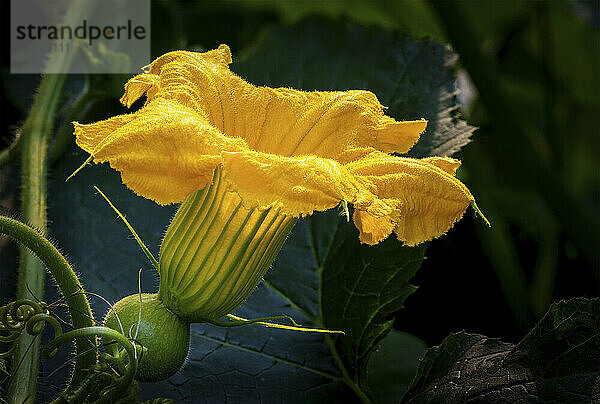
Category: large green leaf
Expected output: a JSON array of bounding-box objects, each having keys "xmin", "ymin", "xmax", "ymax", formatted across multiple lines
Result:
[
  {"xmin": 267, "ymin": 211, "xmax": 427, "ymax": 399},
  {"xmin": 44, "ymin": 17, "xmax": 474, "ymax": 403},
  {"xmin": 317, "ymin": 217, "xmax": 426, "ymax": 384},
  {"xmin": 403, "ymin": 298, "xmax": 600, "ymax": 403}
]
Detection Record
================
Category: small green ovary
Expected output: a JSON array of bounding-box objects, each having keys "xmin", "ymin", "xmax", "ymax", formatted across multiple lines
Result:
[{"xmin": 103, "ymin": 293, "xmax": 190, "ymax": 382}]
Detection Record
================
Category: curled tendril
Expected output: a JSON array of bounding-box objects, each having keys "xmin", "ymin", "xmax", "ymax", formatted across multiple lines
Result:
[
  {"xmin": 0, "ymin": 299, "xmax": 51, "ymax": 359},
  {"xmin": 26, "ymin": 314, "xmax": 63, "ymax": 357},
  {"xmin": 1, "ymin": 299, "xmax": 140, "ymax": 402},
  {"xmin": 42, "ymin": 326, "xmax": 139, "ymax": 403},
  {"xmin": 2, "ymin": 299, "xmax": 43, "ymax": 329}
]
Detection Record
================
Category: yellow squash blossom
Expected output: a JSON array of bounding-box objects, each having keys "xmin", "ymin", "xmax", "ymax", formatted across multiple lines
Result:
[{"xmin": 74, "ymin": 45, "xmax": 483, "ymax": 322}]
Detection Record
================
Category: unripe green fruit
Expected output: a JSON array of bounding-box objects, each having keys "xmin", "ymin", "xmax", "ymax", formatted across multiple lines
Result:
[{"xmin": 103, "ymin": 293, "xmax": 190, "ymax": 382}]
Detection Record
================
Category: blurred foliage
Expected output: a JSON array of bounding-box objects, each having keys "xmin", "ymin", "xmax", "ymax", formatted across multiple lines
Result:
[
  {"xmin": 433, "ymin": 0, "xmax": 600, "ymax": 326},
  {"xmin": 225, "ymin": 0, "xmax": 446, "ymax": 40}
]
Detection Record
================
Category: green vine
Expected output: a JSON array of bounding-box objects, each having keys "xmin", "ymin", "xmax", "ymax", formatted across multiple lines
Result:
[
  {"xmin": 7, "ymin": 1, "xmax": 94, "ymax": 399},
  {"xmin": 42, "ymin": 327, "xmax": 138, "ymax": 404},
  {"xmin": 0, "ymin": 216, "xmax": 96, "ymax": 373},
  {"xmin": 11, "ymin": 72, "xmax": 67, "ymax": 403},
  {"xmin": 0, "ymin": 298, "xmax": 140, "ymax": 403},
  {"xmin": 0, "ymin": 216, "xmax": 142, "ymax": 403}
]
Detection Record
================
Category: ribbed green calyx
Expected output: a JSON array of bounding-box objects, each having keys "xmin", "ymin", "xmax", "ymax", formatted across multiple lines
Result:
[{"xmin": 158, "ymin": 168, "xmax": 297, "ymax": 322}]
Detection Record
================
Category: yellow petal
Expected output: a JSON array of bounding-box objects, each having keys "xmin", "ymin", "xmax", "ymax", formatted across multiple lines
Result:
[
  {"xmin": 75, "ymin": 98, "xmax": 247, "ymax": 204},
  {"xmin": 422, "ymin": 156, "xmax": 462, "ymax": 175},
  {"xmin": 346, "ymin": 152, "xmax": 473, "ymax": 246},
  {"xmin": 149, "ymin": 45, "xmax": 233, "ymax": 74},
  {"xmin": 375, "ymin": 117, "xmax": 427, "ymax": 154},
  {"xmin": 220, "ymin": 150, "xmax": 365, "ymax": 216},
  {"xmin": 352, "ymin": 209, "xmax": 395, "ymax": 245},
  {"xmin": 118, "ymin": 46, "xmax": 426, "ymax": 160},
  {"xmin": 240, "ymin": 90, "xmax": 426, "ymax": 158},
  {"xmin": 120, "ymin": 73, "xmax": 159, "ymax": 108},
  {"xmin": 74, "ymin": 113, "xmax": 136, "ymax": 153}
]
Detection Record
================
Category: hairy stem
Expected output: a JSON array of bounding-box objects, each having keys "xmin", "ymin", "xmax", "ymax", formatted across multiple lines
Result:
[
  {"xmin": 7, "ymin": 3, "xmax": 93, "ymax": 399},
  {"xmin": 0, "ymin": 216, "xmax": 96, "ymax": 397},
  {"xmin": 42, "ymin": 327, "xmax": 136, "ymax": 404},
  {"xmin": 9, "ymin": 72, "xmax": 66, "ymax": 404}
]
